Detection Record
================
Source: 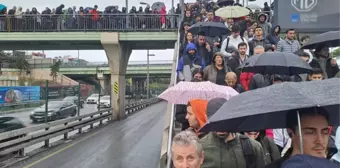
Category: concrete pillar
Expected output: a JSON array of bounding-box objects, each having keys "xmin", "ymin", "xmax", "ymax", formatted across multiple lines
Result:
[
  {"xmin": 101, "ymin": 32, "xmax": 132, "ymax": 120},
  {"xmin": 98, "ymin": 74, "xmax": 110, "ymax": 95}
]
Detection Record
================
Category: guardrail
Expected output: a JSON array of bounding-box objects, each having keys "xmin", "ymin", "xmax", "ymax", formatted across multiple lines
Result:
[
  {"xmin": 159, "ymin": 38, "xmax": 180, "ymax": 167},
  {"xmin": 1, "ymin": 14, "xmax": 180, "ymax": 32},
  {"xmin": 0, "ymin": 100, "xmax": 45, "ymax": 113},
  {"xmin": 0, "ymin": 98, "xmax": 161, "ymax": 162}
]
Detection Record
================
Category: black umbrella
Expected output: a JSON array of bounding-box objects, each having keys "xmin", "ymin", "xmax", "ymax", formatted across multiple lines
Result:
[
  {"xmin": 238, "ymin": 52, "xmax": 314, "ymax": 75},
  {"xmin": 301, "ymin": 31, "xmax": 340, "ymax": 49},
  {"xmin": 188, "ymin": 22, "xmax": 229, "ymax": 37},
  {"xmin": 151, "ymin": 2, "xmax": 165, "ymax": 11},
  {"xmin": 217, "ymin": 0, "xmax": 235, "ymax": 7},
  {"xmin": 200, "ymin": 78, "xmax": 340, "ymax": 132}
]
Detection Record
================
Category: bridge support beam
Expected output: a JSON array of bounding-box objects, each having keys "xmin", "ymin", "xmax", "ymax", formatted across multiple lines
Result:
[
  {"xmin": 98, "ymin": 74, "xmax": 110, "ymax": 95},
  {"xmin": 101, "ymin": 33, "xmax": 132, "ymax": 120}
]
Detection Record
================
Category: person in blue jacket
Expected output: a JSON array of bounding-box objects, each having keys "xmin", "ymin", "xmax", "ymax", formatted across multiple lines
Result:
[{"xmin": 177, "ymin": 43, "xmax": 206, "ymax": 81}]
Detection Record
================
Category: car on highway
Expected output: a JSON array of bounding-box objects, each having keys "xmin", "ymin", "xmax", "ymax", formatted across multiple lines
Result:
[
  {"xmin": 0, "ymin": 116, "xmax": 26, "ymax": 143},
  {"xmin": 30, "ymin": 101, "xmax": 77, "ymax": 123},
  {"xmin": 97, "ymin": 95, "xmax": 111, "ymax": 108},
  {"xmin": 0, "ymin": 116, "xmax": 26, "ymax": 160},
  {"xmin": 86, "ymin": 94, "xmax": 99, "ymax": 104},
  {"xmin": 63, "ymin": 96, "xmax": 85, "ymax": 108}
]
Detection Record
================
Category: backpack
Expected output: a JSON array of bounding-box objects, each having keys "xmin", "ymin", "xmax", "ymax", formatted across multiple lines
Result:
[
  {"xmin": 239, "ymin": 134, "xmax": 256, "ymax": 168},
  {"xmin": 261, "ymin": 136, "xmax": 274, "ymax": 162},
  {"xmin": 224, "ymin": 36, "xmax": 245, "ymax": 53}
]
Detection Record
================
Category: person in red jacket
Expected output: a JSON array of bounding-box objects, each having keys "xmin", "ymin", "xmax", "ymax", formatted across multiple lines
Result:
[
  {"xmin": 239, "ymin": 45, "xmax": 265, "ymax": 91},
  {"xmin": 240, "ymin": 72, "xmax": 255, "ymax": 91}
]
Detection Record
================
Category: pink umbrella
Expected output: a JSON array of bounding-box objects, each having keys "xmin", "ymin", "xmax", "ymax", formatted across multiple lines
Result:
[{"xmin": 159, "ymin": 81, "xmax": 239, "ymax": 105}]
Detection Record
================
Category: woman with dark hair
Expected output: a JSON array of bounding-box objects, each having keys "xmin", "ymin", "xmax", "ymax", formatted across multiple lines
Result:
[
  {"xmin": 179, "ymin": 32, "xmax": 194, "ymax": 55},
  {"xmin": 192, "ymin": 68, "xmax": 204, "ymax": 81}
]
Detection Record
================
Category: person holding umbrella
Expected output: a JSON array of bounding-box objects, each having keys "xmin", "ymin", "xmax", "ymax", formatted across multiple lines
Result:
[
  {"xmin": 200, "ymin": 98, "xmax": 266, "ymax": 168},
  {"xmin": 265, "ymin": 108, "xmax": 332, "ymax": 168},
  {"xmin": 195, "ymin": 31, "xmax": 213, "ymax": 65},
  {"xmin": 200, "ymin": 79, "xmax": 340, "ymax": 168},
  {"xmin": 309, "ymin": 44, "xmax": 339, "ymax": 79}
]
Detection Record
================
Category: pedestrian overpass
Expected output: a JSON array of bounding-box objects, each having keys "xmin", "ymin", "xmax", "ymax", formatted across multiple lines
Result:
[{"xmin": 0, "ymin": 14, "xmax": 179, "ymax": 168}]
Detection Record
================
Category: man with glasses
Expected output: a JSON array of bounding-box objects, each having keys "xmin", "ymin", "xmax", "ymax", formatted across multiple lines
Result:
[{"xmin": 276, "ymin": 29, "xmax": 301, "ymax": 53}]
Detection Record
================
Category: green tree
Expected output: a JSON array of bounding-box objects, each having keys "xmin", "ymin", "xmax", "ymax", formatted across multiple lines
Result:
[
  {"xmin": 331, "ymin": 48, "xmax": 340, "ymax": 58},
  {"xmin": 12, "ymin": 56, "xmax": 30, "ymax": 75},
  {"xmin": 50, "ymin": 60, "xmax": 61, "ymax": 82}
]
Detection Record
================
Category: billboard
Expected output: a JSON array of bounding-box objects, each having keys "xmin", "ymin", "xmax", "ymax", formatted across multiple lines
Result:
[
  {"xmin": 0, "ymin": 86, "xmax": 40, "ymax": 104},
  {"xmin": 273, "ymin": 0, "xmax": 340, "ymax": 33},
  {"xmin": 40, "ymin": 86, "xmax": 79, "ymax": 99}
]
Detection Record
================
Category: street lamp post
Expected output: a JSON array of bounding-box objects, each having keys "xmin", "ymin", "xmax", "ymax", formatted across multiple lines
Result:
[{"xmin": 147, "ymin": 50, "xmax": 155, "ymax": 100}]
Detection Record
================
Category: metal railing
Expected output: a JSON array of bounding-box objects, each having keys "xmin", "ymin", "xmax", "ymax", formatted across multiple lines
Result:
[
  {"xmin": 0, "ymin": 100, "xmax": 44, "ymax": 112},
  {"xmin": 159, "ymin": 27, "xmax": 181, "ymax": 167},
  {"xmin": 3, "ymin": 60, "xmax": 173, "ymax": 69},
  {"xmin": 0, "ymin": 14, "xmax": 180, "ymax": 32},
  {"xmin": 0, "ymin": 98, "xmax": 161, "ymax": 162}
]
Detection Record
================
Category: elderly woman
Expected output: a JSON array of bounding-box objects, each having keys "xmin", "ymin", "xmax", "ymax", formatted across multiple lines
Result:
[{"xmin": 225, "ymin": 72, "xmax": 245, "ymax": 93}]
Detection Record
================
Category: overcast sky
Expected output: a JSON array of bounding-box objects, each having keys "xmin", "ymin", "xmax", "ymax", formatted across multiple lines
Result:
[{"xmin": 1, "ymin": 0, "xmax": 268, "ymax": 62}]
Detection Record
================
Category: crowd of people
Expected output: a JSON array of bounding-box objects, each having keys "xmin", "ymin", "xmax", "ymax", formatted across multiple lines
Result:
[
  {"xmin": 169, "ymin": 0, "xmax": 340, "ymax": 168},
  {"xmin": 0, "ymin": 4, "xmax": 182, "ymax": 31}
]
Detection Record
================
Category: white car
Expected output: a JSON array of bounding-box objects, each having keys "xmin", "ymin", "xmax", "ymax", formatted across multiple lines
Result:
[
  {"xmin": 86, "ymin": 94, "xmax": 99, "ymax": 104},
  {"xmin": 97, "ymin": 96, "xmax": 111, "ymax": 108}
]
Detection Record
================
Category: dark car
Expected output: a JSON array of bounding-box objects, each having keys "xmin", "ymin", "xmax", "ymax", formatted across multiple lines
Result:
[
  {"xmin": 0, "ymin": 116, "xmax": 26, "ymax": 143},
  {"xmin": 63, "ymin": 96, "xmax": 84, "ymax": 108},
  {"xmin": 0, "ymin": 116, "xmax": 26, "ymax": 160},
  {"xmin": 30, "ymin": 101, "xmax": 77, "ymax": 123}
]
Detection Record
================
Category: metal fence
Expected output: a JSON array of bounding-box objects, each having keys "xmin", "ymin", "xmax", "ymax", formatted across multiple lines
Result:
[
  {"xmin": 0, "ymin": 100, "xmax": 44, "ymax": 112},
  {"xmin": 8, "ymin": 60, "xmax": 173, "ymax": 69},
  {"xmin": 0, "ymin": 98, "xmax": 161, "ymax": 164},
  {"xmin": 0, "ymin": 14, "xmax": 180, "ymax": 32}
]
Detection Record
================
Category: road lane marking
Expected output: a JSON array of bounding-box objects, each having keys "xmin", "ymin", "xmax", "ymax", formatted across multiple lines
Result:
[{"xmin": 23, "ymin": 126, "xmax": 109, "ymax": 168}]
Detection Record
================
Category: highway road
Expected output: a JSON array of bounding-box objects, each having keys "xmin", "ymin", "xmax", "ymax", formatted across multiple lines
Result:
[
  {"xmin": 2, "ymin": 99, "xmax": 138, "ymax": 127},
  {"xmin": 9, "ymin": 102, "xmax": 167, "ymax": 168}
]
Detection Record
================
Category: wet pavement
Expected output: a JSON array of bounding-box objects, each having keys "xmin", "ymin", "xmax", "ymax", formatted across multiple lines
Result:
[{"xmin": 8, "ymin": 102, "xmax": 166, "ymax": 168}]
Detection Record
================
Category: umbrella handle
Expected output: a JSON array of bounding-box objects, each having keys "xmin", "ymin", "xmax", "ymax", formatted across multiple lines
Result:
[{"xmin": 297, "ymin": 111, "xmax": 304, "ymax": 154}]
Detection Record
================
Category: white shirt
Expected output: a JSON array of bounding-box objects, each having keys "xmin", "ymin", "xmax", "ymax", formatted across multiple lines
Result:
[
  {"xmin": 220, "ymin": 35, "xmax": 250, "ymax": 57},
  {"xmin": 273, "ymin": 129, "xmax": 290, "ymax": 148}
]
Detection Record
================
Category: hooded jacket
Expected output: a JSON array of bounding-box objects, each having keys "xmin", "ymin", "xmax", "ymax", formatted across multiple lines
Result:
[
  {"xmin": 177, "ymin": 43, "xmax": 206, "ymax": 81},
  {"xmin": 257, "ymin": 13, "xmax": 272, "ymax": 38},
  {"xmin": 188, "ymin": 99, "xmax": 208, "ymax": 134},
  {"xmin": 267, "ymin": 25, "xmax": 281, "ymax": 45}
]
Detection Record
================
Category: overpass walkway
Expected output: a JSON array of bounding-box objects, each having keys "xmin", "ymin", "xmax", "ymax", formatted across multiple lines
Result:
[{"xmin": 9, "ymin": 102, "xmax": 167, "ymax": 168}]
